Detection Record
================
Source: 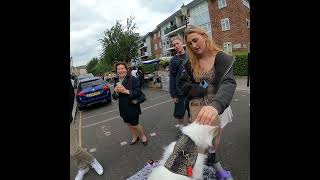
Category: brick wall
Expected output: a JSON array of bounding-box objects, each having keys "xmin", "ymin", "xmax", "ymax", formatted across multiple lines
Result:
[
  {"xmin": 150, "ymin": 31, "xmax": 162, "ymax": 58},
  {"xmin": 208, "ymin": 0, "xmax": 250, "ymax": 52}
]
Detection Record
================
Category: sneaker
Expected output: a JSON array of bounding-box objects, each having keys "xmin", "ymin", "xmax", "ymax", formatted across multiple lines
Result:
[
  {"xmin": 91, "ymin": 158, "xmax": 104, "ymax": 175},
  {"xmin": 215, "ymin": 169, "xmax": 234, "ymax": 180},
  {"xmin": 75, "ymin": 167, "xmax": 89, "ymax": 180},
  {"xmin": 206, "ymin": 152, "xmax": 216, "ymax": 166}
]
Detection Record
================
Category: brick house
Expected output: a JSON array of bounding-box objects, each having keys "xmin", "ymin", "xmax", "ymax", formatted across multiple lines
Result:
[
  {"xmin": 150, "ymin": 28, "xmax": 162, "ymax": 58},
  {"xmin": 208, "ymin": 0, "xmax": 250, "ymax": 53}
]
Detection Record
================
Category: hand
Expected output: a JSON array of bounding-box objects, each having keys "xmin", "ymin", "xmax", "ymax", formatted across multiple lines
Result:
[
  {"xmin": 117, "ymin": 85, "xmax": 129, "ymax": 94},
  {"xmin": 195, "ymin": 106, "xmax": 219, "ymax": 126},
  {"xmin": 173, "ymin": 97, "xmax": 178, "ymax": 103},
  {"xmin": 114, "ymin": 85, "xmax": 120, "ymax": 93}
]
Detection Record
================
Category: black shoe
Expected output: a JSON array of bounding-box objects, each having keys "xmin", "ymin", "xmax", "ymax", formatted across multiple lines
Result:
[
  {"xmin": 130, "ymin": 137, "xmax": 139, "ymax": 145},
  {"xmin": 206, "ymin": 152, "xmax": 216, "ymax": 166},
  {"xmin": 142, "ymin": 140, "xmax": 148, "ymax": 146}
]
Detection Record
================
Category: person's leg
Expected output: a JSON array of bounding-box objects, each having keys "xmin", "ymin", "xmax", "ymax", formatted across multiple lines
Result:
[
  {"xmin": 70, "ymin": 124, "xmax": 94, "ymax": 169},
  {"xmin": 70, "ymin": 124, "xmax": 104, "ymax": 177},
  {"xmin": 128, "ymin": 124, "xmax": 139, "ymax": 144},
  {"xmin": 131, "ymin": 116, "xmax": 147, "ymax": 144},
  {"xmin": 208, "ymin": 127, "xmax": 233, "ymax": 180},
  {"xmin": 70, "ymin": 124, "xmax": 92, "ymax": 180},
  {"xmin": 206, "ymin": 127, "xmax": 221, "ymax": 166},
  {"xmin": 136, "ymin": 124, "xmax": 147, "ymax": 143},
  {"xmin": 174, "ymin": 96, "xmax": 186, "ymax": 128}
]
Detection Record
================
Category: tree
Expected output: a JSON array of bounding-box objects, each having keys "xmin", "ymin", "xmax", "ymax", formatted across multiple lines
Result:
[
  {"xmin": 100, "ymin": 16, "xmax": 139, "ymax": 65},
  {"xmin": 86, "ymin": 57, "xmax": 99, "ymax": 74}
]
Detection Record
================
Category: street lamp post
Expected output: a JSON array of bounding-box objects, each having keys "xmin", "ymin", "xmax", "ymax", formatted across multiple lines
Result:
[{"xmin": 181, "ymin": 4, "xmax": 188, "ymax": 27}]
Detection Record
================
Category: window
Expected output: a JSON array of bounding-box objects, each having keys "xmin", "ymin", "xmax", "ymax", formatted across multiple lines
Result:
[
  {"xmin": 159, "ymin": 42, "xmax": 161, "ymax": 49},
  {"xmin": 221, "ymin": 18, "xmax": 230, "ymax": 31},
  {"xmin": 246, "ymin": 19, "xmax": 250, "ymax": 29},
  {"xmin": 218, "ymin": 0, "xmax": 227, "ymax": 9},
  {"xmin": 223, "ymin": 42, "xmax": 232, "ymax": 54},
  {"xmin": 200, "ymin": 23, "xmax": 212, "ymax": 39},
  {"xmin": 189, "ymin": 1, "xmax": 209, "ymax": 26},
  {"xmin": 154, "ymin": 43, "xmax": 158, "ymax": 50},
  {"xmin": 243, "ymin": 0, "xmax": 250, "ymax": 9},
  {"xmin": 153, "ymin": 33, "xmax": 156, "ymax": 39}
]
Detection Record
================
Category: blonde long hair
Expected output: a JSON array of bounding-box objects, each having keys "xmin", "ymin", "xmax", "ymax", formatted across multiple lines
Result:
[{"xmin": 184, "ymin": 26, "xmax": 221, "ymax": 82}]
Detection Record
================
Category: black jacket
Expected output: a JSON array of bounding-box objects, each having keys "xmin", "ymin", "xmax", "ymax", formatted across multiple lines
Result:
[
  {"xmin": 177, "ymin": 51, "xmax": 237, "ymax": 115},
  {"xmin": 112, "ymin": 75, "xmax": 142, "ymax": 118},
  {"xmin": 169, "ymin": 53, "xmax": 187, "ymax": 98}
]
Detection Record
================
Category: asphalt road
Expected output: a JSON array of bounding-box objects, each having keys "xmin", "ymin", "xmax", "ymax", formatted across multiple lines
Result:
[{"xmin": 70, "ymin": 88, "xmax": 250, "ymax": 180}]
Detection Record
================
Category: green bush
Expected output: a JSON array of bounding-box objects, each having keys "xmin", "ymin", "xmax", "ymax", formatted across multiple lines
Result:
[
  {"xmin": 159, "ymin": 60, "xmax": 169, "ymax": 67},
  {"xmin": 140, "ymin": 64, "xmax": 157, "ymax": 74},
  {"xmin": 232, "ymin": 52, "xmax": 248, "ymax": 76}
]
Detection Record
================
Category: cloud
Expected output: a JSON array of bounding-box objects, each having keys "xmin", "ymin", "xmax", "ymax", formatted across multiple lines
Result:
[{"xmin": 71, "ymin": 0, "xmax": 193, "ymax": 67}]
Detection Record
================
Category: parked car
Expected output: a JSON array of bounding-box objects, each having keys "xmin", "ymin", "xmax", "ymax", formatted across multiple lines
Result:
[
  {"xmin": 76, "ymin": 77, "xmax": 111, "ymax": 110},
  {"xmin": 74, "ymin": 73, "xmax": 94, "ymax": 88}
]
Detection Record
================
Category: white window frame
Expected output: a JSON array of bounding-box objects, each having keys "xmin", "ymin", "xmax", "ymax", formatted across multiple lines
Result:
[
  {"xmin": 246, "ymin": 18, "xmax": 250, "ymax": 29},
  {"xmin": 243, "ymin": 0, "xmax": 250, "ymax": 9},
  {"xmin": 218, "ymin": 0, "xmax": 227, "ymax": 9},
  {"xmin": 223, "ymin": 42, "xmax": 232, "ymax": 54},
  {"xmin": 200, "ymin": 23, "xmax": 212, "ymax": 39},
  {"xmin": 221, "ymin": 18, "xmax": 230, "ymax": 31}
]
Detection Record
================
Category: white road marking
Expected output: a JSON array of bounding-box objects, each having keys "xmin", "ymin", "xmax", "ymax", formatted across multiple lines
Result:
[
  {"xmin": 78, "ymin": 99, "xmax": 172, "ymax": 129},
  {"xmin": 89, "ymin": 148, "xmax": 96, "ymax": 153},
  {"xmin": 150, "ymin": 132, "xmax": 156, "ymax": 137},
  {"xmin": 77, "ymin": 94, "xmax": 169, "ymax": 121},
  {"xmin": 79, "ymin": 111, "xmax": 82, "ymax": 147},
  {"xmin": 120, "ymin": 141, "xmax": 127, "ymax": 146},
  {"xmin": 81, "ymin": 109, "xmax": 118, "ymax": 120},
  {"xmin": 104, "ymin": 131, "xmax": 112, "ymax": 136}
]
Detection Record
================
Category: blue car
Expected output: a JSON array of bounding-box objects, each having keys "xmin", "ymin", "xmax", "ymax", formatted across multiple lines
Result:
[{"xmin": 76, "ymin": 77, "xmax": 112, "ymax": 110}]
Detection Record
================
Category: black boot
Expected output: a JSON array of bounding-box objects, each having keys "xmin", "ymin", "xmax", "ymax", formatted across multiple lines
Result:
[{"xmin": 206, "ymin": 152, "xmax": 217, "ymax": 166}]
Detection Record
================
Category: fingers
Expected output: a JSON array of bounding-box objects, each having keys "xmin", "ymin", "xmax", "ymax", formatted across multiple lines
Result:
[
  {"xmin": 196, "ymin": 107, "xmax": 206, "ymax": 125},
  {"xmin": 196, "ymin": 106, "xmax": 218, "ymax": 125}
]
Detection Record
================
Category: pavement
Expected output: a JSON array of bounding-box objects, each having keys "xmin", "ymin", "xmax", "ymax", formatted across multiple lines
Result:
[{"xmin": 235, "ymin": 76, "xmax": 250, "ymax": 91}]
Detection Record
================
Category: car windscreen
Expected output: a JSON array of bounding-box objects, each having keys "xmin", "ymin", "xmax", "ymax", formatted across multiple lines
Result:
[
  {"xmin": 79, "ymin": 79, "xmax": 105, "ymax": 89},
  {"xmin": 78, "ymin": 75, "xmax": 93, "ymax": 80}
]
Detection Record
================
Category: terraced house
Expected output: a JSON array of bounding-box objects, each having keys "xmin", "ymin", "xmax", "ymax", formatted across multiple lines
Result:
[{"xmin": 138, "ymin": 0, "xmax": 250, "ymax": 60}]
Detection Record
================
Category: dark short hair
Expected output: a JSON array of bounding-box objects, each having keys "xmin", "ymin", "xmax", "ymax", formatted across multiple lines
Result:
[{"xmin": 115, "ymin": 62, "xmax": 128, "ymax": 72}]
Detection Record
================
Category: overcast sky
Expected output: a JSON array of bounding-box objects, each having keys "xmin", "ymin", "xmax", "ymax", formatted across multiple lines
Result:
[{"xmin": 70, "ymin": 0, "xmax": 193, "ymax": 67}]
